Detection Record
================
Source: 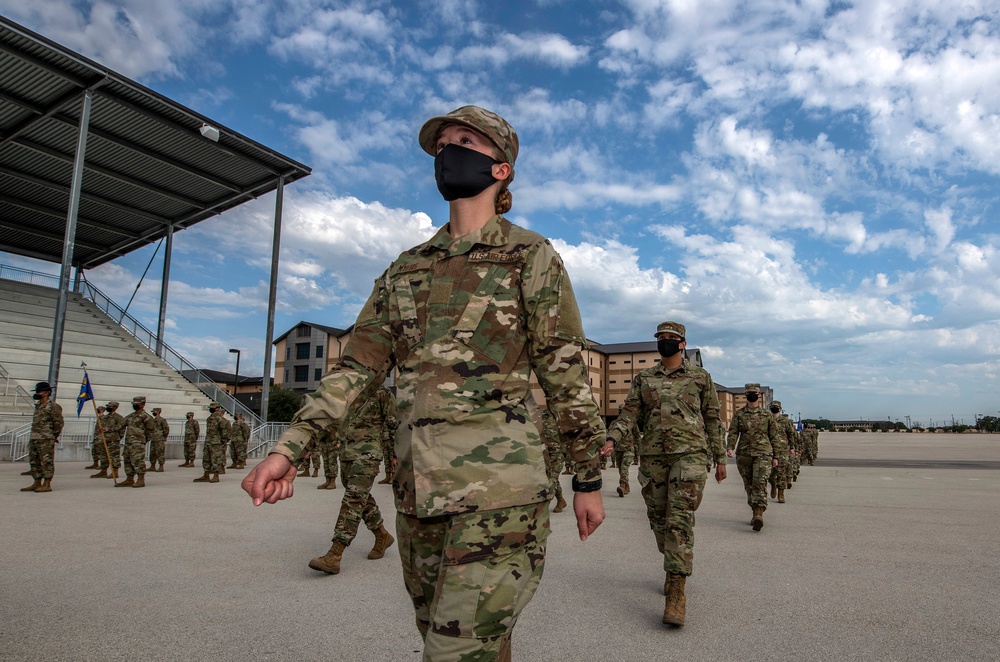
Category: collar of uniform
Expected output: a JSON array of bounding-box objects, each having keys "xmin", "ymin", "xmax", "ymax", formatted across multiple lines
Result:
[
  {"xmin": 418, "ymin": 215, "xmax": 509, "ymax": 257},
  {"xmin": 653, "ymin": 360, "xmax": 688, "ymax": 376}
]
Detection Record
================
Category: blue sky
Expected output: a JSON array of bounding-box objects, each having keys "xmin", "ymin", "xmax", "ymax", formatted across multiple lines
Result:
[{"xmin": 2, "ymin": 0, "xmax": 999, "ymax": 426}]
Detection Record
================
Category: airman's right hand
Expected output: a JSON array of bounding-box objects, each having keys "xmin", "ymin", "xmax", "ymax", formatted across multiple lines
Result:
[{"xmin": 242, "ymin": 454, "xmax": 296, "ymax": 506}]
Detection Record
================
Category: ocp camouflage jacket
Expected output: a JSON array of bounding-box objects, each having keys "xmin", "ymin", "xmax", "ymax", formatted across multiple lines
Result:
[{"xmin": 271, "ymin": 215, "xmax": 606, "ymax": 517}]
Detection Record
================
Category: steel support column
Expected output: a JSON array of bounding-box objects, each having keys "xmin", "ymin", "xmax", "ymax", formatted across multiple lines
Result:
[
  {"xmin": 156, "ymin": 222, "xmax": 173, "ymax": 357},
  {"xmin": 260, "ymin": 176, "xmax": 284, "ymax": 421},
  {"xmin": 48, "ymin": 89, "xmax": 93, "ymax": 392}
]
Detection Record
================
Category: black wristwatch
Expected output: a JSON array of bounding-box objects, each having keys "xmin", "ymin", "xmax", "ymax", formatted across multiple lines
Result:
[{"xmin": 571, "ymin": 475, "xmax": 603, "ymax": 493}]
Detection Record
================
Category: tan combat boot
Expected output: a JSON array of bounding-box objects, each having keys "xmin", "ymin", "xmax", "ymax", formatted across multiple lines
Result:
[
  {"xmin": 368, "ymin": 525, "xmax": 395, "ymax": 560},
  {"xmin": 309, "ymin": 541, "xmax": 347, "ymax": 574},
  {"xmin": 90, "ymin": 468, "xmax": 108, "ymax": 478},
  {"xmin": 327, "ymin": 478, "xmax": 337, "ymax": 490},
  {"xmin": 297, "ymin": 467, "xmax": 309, "ymax": 478},
  {"xmin": 317, "ymin": 478, "xmax": 331, "ymax": 489},
  {"xmin": 227, "ymin": 462, "xmax": 237, "ymax": 469},
  {"xmin": 751, "ymin": 507, "xmax": 764, "ymax": 531},
  {"xmin": 156, "ymin": 463, "xmax": 164, "ymax": 472},
  {"xmin": 777, "ymin": 488, "xmax": 785, "ymax": 503},
  {"xmin": 35, "ymin": 478, "xmax": 53, "ymax": 493},
  {"xmin": 115, "ymin": 476, "xmax": 135, "ymax": 487},
  {"xmin": 312, "ymin": 467, "xmax": 319, "ymax": 477},
  {"xmin": 193, "ymin": 472, "xmax": 211, "ymax": 483},
  {"xmin": 553, "ymin": 495, "xmax": 567, "ymax": 513},
  {"xmin": 770, "ymin": 483, "xmax": 777, "ymax": 499},
  {"xmin": 132, "ymin": 475, "xmax": 145, "ymax": 488},
  {"xmin": 20, "ymin": 478, "xmax": 42, "ymax": 492},
  {"xmin": 377, "ymin": 475, "xmax": 392, "ymax": 484},
  {"xmin": 85, "ymin": 461, "xmax": 99, "ymax": 470},
  {"xmin": 20, "ymin": 469, "xmax": 32, "ymax": 476},
  {"xmin": 209, "ymin": 473, "xmax": 220, "ymax": 483},
  {"xmin": 662, "ymin": 574, "xmax": 687, "ymax": 626}
]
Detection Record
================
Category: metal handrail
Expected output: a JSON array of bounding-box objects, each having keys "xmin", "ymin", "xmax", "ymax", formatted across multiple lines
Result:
[
  {"xmin": 247, "ymin": 422, "xmax": 288, "ymax": 458},
  {"xmin": 75, "ymin": 274, "xmax": 263, "ymax": 428},
  {"xmin": 0, "ymin": 422, "xmax": 31, "ymax": 461},
  {"xmin": 0, "ymin": 362, "xmax": 32, "ymax": 408}
]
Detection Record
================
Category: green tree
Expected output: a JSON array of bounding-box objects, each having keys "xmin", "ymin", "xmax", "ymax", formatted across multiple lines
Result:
[
  {"xmin": 267, "ymin": 385, "xmax": 305, "ymax": 423},
  {"xmin": 976, "ymin": 416, "xmax": 1000, "ymax": 433}
]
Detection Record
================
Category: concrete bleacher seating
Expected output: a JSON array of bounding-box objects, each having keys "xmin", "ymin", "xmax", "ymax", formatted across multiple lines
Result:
[{"xmin": 0, "ymin": 278, "xmax": 216, "ymax": 459}]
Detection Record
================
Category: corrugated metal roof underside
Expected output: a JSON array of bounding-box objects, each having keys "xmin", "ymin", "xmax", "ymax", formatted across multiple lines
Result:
[{"xmin": 0, "ymin": 17, "xmax": 311, "ymax": 269}]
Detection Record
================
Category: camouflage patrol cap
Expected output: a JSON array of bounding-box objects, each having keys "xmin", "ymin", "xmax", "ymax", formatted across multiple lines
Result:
[
  {"xmin": 208, "ymin": 402, "xmax": 219, "ymax": 411},
  {"xmin": 744, "ymin": 383, "xmax": 761, "ymax": 394},
  {"xmin": 419, "ymin": 105, "xmax": 519, "ymax": 165},
  {"xmin": 107, "ymin": 401, "xmax": 119, "ymax": 408},
  {"xmin": 132, "ymin": 395, "xmax": 146, "ymax": 405},
  {"xmin": 186, "ymin": 411, "xmax": 194, "ymax": 417},
  {"xmin": 771, "ymin": 400, "xmax": 782, "ymax": 409},
  {"xmin": 152, "ymin": 407, "xmax": 162, "ymax": 414},
  {"xmin": 654, "ymin": 321, "xmax": 686, "ymax": 339}
]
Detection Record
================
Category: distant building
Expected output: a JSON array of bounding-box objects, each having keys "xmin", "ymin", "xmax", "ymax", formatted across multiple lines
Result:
[
  {"xmin": 274, "ymin": 321, "xmax": 355, "ymax": 394},
  {"xmin": 830, "ymin": 420, "xmax": 875, "ymax": 431}
]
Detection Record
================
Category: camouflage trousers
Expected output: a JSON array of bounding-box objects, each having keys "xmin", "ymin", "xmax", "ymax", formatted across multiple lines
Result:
[
  {"xmin": 615, "ymin": 449, "xmax": 634, "ymax": 486},
  {"xmin": 397, "ymin": 502, "xmax": 550, "ymax": 662},
  {"xmin": 380, "ymin": 436, "xmax": 393, "ymax": 478},
  {"xmin": 319, "ymin": 440, "xmax": 340, "ymax": 481},
  {"xmin": 544, "ymin": 445, "xmax": 564, "ymax": 500},
  {"xmin": 91, "ymin": 436, "xmax": 114, "ymax": 464},
  {"xmin": 304, "ymin": 451, "xmax": 321, "ymax": 472},
  {"xmin": 202, "ymin": 441, "xmax": 225, "ymax": 474},
  {"xmin": 229, "ymin": 439, "xmax": 247, "ymax": 464},
  {"xmin": 637, "ymin": 452, "xmax": 709, "ymax": 576},
  {"xmin": 790, "ymin": 451, "xmax": 800, "ymax": 478},
  {"xmin": 28, "ymin": 438, "xmax": 57, "ymax": 480},
  {"xmin": 99, "ymin": 442, "xmax": 122, "ymax": 471},
  {"xmin": 149, "ymin": 438, "xmax": 166, "ymax": 466},
  {"xmin": 769, "ymin": 453, "xmax": 789, "ymax": 491},
  {"xmin": 123, "ymin": 441, "xmax": 147, "ymax": 477},
  {"xmin": 332, "ymin": 459, "xmax": 382, "ymax": 546},
  {"xmin": 183, "ymin": 438, "xmax": 197, "ymax": 462},
  {"xmin": 736, "ymin": 454, "xmax": 772, "ymax": 510}
]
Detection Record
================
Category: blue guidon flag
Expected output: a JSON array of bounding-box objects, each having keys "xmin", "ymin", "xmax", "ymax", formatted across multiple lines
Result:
[{"xmin": 77, "ymin": 368, "xmax": 95, "ymax": 417}]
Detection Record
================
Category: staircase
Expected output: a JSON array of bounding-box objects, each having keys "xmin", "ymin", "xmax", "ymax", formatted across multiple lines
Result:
[{"xmin": 0, "ymin": 270, "xmax": 258, "ymax": 461}]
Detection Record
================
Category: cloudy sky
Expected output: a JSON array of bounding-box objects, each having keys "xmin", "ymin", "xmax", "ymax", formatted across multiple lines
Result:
[{"xmin": 2, "ymin": 0, "xmax": 998, "ymax": 426}]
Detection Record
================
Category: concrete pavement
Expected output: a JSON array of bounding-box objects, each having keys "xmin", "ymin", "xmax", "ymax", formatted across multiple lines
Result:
[{"xmin": 2, "ymin": 432, "xmax": 998, "ymax": 661}]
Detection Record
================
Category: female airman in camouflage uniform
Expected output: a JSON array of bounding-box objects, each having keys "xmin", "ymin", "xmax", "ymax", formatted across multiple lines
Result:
[{"xmin": 244, "ymin": 106, "xmax": 607, "ymax": 661}]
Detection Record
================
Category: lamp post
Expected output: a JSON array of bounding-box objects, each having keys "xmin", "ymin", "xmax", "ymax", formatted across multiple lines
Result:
[{"xmin": 229, "ymin": 348, "xmax": 241, "ymax": 401}]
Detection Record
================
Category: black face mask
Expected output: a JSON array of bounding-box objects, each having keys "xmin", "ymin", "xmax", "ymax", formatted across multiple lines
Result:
[
  {"xmin": 657, "ymin": 338, "xmax": 683, "ymax": 358},
  {"xmin": 132, "ymin": 403, "xmax": 141, "ymax": 411},
  {"xmin": 32, "ymin": 393, "xmax": 43, "ymax": 400},
  {"xmin": 770, "ymin": 406, "xmax": 780, "ymax": 414},
  {"xmin": 434, "ymin": 144, "xmax": 500, "ymax": 201},
  {"xmin": 746, "ymin": 393, "xmax": 759, "ymax": 403}
]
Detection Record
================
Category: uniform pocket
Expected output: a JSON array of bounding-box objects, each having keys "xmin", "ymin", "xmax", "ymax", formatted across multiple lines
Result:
[{"xmin": 453, "ymin": 264, "xmax": 520, "ymax": 364}]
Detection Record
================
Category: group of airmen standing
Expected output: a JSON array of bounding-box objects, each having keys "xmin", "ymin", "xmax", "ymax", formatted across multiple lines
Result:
[{"xmin": 18, "ymin": 383, "xmax": 252, "ymax": 492}]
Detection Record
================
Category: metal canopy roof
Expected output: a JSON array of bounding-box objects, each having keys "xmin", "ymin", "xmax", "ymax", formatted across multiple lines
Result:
[{"xmin": 0, "ymin": 16, "xmax": 311, "ymax": 269}]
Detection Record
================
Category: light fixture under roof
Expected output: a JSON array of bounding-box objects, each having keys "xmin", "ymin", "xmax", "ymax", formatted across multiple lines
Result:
[{"xmin": 199, "ymin": 123, "xmax": 220, "ymax": 142}]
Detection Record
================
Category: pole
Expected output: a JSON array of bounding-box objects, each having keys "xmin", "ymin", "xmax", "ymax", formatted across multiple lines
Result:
[
  {"xmin": 91, "ymin": 397, "xmax": 117, "ymax": 482},
  {"xmin": 49, "ymin": 89, "xmax": 94, "ymax": 389},
  {"xmin": 261, "ymin": 176, "xmax": 284, "ymax": 421},
  {"xmin": 82, "ymin": 362, "xmax": 117, "ymax": 482}
]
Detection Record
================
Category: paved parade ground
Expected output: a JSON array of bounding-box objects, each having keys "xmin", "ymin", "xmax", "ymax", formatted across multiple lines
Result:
[{"xmin": 3, "ymin": 432, "xmax": 999, "ymax": 661}]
